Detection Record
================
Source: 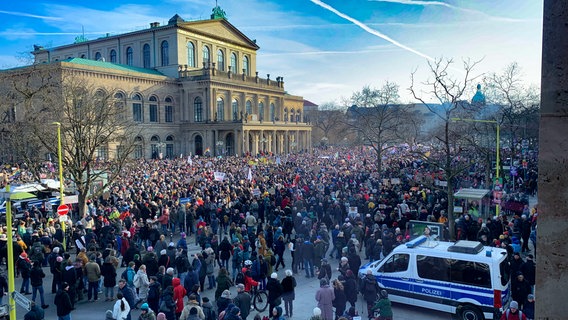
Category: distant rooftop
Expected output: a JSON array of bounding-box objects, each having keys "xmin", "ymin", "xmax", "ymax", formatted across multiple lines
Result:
[{"xmin": 62, "ymin": 57, "xmax": 165, "ymax": 76}]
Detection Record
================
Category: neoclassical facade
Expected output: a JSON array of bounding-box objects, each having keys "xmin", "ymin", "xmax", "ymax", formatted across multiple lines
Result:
[{"xmin": 23, "ymin": 8, "xmax": 311, "ymax": 159}]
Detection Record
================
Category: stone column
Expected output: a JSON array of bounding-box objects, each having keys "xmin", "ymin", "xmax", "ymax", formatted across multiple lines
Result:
[{"xmin": 536, "ymin": 0, "xmax": 568, "ymax": 318}]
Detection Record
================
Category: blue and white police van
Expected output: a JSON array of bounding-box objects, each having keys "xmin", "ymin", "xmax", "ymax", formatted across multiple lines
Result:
[{"xmin": 359, "ymin": 236, "xmax": 511, "ymax": 320}]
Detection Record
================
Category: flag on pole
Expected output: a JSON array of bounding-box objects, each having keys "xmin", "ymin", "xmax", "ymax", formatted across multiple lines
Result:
[{"xmin": 247, "ymin": 168, "xmax": 253, "ymax": 181}]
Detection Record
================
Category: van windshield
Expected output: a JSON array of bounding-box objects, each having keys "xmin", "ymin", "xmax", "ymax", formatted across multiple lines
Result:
[{"xmin": 499, "ymin": 259, "xmax": 510, "ymax": 287}]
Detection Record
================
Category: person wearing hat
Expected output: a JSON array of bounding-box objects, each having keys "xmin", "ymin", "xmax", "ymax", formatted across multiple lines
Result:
[
  {"xmin": 266, "ymin": 272, "xmax": 283, "ymax": 315},
  {"xmin": 501, "ymin": 300, "xmax": 527, "ymax": 320},
  {"xmin": 233, "ymin": 283, "xmax": 252, "ymax": 320},
  {"xmin": 217, "ymin": 290, "xmax": 233, "ymax": 313},
  {"xmin": 17, "ymin": 251, "xmax": 32, "ymax": 294},
  {"xmin": 317, "ymin": 258, "xmax": 332, "ymax": 281},
  {"xmin": 201, "ymin": 297, "xmax": 216, "ymax": 320},
  {"xmin": 523, "ymin": 294, "xmax": 535, "ymax": 320},
  {"xmin": 520, "ymin": 254, "xmax": 536, "ymax": 292},
  {"xmin": 372, "ymin": 289, "xmax": 393, "ymax": 320},
  {"xmin": 54, "ymin": 282, "xmax": 74, "ymax": 320},
  {"xmin": 361, "ymin": 269, "xmax": 380, "ymax": 319},
  {"xmin": 180, "ymin": 293, "xmax": 205, "ymax": 320},
  {"xmin": 139, "ymin": 302, "xmax": 157, "ymax": 320}
]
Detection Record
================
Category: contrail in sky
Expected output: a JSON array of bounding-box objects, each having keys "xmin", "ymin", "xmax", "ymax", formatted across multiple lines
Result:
[
  {"xmin": 309, "ymin": 0, "xmax": 435, "ymax": 62},
  {"xmin": 0, "ymin": 10, "xmax": 63, "ymax": 21}
]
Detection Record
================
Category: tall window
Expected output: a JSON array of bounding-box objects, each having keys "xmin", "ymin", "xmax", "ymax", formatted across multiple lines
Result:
[
  {"xmin": 97, "ymin": 146, "xmax": 108, "ymax": 160},
  {"xmin": 270, "ymin": 103, "xmax": 275, "ymax": 121},
  {"xmin": 187, "ymin": 42, "xmax": 195, "ymax": 67},
  {"xmin": 217, "ymin": 49, "xmax": 225, "ymax": 71},
  {"xmin": 284, "ymin": 108, "xmax": 288, "ymax": 122},
  {"xmin": 232, "ymin": 99, "xmax": 238, "ymax": 121},
  {"xmin": 134, "ymin": 136, "xmax": 144, "ymax": 159},
  {"xmin": 95, "ymin": 52, "xmax": 102, "ymax": 61},
  {"xmin": 216, "ymin": 97, "xmax": 224, "ymax": 121},
  {"xmin": 203, "ymin": 45, "xmax": 210, "ymax": 65},
  {"xmin": 230, "ymin": 52, "xmax": 237, "ymax": 72},
  {"xmin": 126, "ymin": 47, "xmax": 133, "ymax": 66},
  {"xmin": 246, "ymin": 100, "xmax": 252, "ymax": 115},
  {"xmin": 161, "ymin": 41, "xmax": 169, "ymax": 66},
  {"xmin": 165, "ymin": 97, "xmax": 173, "ymax": 123},
  {"xmin": 110, "ymin": 49, "xmax": 117, "ymax": 63},
  {"xmin": 143, "ymin": 44, "xmax": 151, "ymax": 68},
  {"xmin": 194, "ymin": 97, "xmax": 203, "ymax": 122},
  {"xmin": 166, "ymin": 135, "xmax": 174, "ymax": 159},
  {"xmin": 114, "ymin": 92, "xmax": 125, "ymax": 120},
  {"xmin": 296, "ymin": 111, "xmax": 302, "ymax": 122},
  {"xmin": 132, "ymin": 94, "xmax": 143, "ymax": 122},
  {"xmin": 258, "ymin": 102, "xmax": 264, "ymax": 121},
  {"xmin": 290, "ymin": 109, "xmax": 295, "ymax": 122},
  {"xmin": 150, "ymin": 135, "xmax": 160, "ymax": 159},
  {"xmin": 149, "ymin": 96, "xmax": 158, "ymax": 122},
  {"xmin": 243, "ymin": 56, "xmax": 249, "ymax": 75}
]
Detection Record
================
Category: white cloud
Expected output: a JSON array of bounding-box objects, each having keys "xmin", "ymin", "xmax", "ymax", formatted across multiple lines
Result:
[{"xmin": 0, "ymin": 10, "xmax": 63, "ymax": 21}]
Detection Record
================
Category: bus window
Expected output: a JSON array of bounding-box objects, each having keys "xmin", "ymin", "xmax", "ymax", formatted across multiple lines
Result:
[
  {"xmin": 417, "ymin": 255, "xmax": 449, "ymax": 282},
  {"xmin": 450, "ymin": 260, "xmax": 491, "ymax": 288}
]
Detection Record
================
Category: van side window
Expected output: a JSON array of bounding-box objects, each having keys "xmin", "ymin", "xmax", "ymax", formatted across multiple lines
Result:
[
  {"xmin": 417, "ymin": 255, "xmax": 450, "ymax": 282},
  {"xmin": 450, "ymin": 260, "xmax": 491, "ymax": 288},
  {"xmin": 379, "ymin": 254, "xmax": 410, "ymax": 273}
]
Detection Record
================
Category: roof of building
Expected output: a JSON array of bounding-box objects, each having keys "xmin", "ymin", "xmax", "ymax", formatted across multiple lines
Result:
[
  {"xmin": 303, "ymin": 100, "xmax": 318, "ymax": 107},
  {"xmin": 61, "ymin": 58, "xmax": 165, "ymax": 76}
]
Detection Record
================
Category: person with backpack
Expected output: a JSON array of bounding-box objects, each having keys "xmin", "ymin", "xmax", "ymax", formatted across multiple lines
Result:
[
  {"xmin": 231, "ymin": 242, "xmax": 244, "ymax": 282},
  {"xmin": 135, "ymin": 264, "xmax": 150, "ymax": 303},
  {"xmin": 360, "ymin": 269, "xmax": 379, "ymax": 319},
  {"xmin": 202, "ymin": 297, "xmax": 217, "ymax": 320},
  {"xmin": 179, "ymin": 293, "xmax": 205, "ymax": 320},
  {"xmin": 158, "ymin": 285, "xmax": 176, "ymax": 320},
  {"xmin": 240, "ymin": 260, "xmax": 259, "ymax": 293},
  {"xmin": 501, "ymin": 301, "xmax": 527, "ymax": 320},
  {"xmin": 30, "ymin": 260, "xmax": 49, "ymax": 309},
  {"xmin": 48, "ymin": 247, "xmax": 62, "ymax": 293}
]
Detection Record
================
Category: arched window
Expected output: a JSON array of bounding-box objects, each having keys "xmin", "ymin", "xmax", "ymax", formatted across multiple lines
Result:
[
  {"xmin": 284, "ymin": 108, "xmax": 288, "ymax": 122},
  {"xmin": 217, "ymin": 49, "xmax": 225, "ymax": 71},
  {"xmin": 126, "ymin": 47, "xmax": 133, "ymax": 66},
  {"xmin": 258, "ymin": 102, "xmax": 264, "ymax": 121},
  {"xmin": 161, "ymin": 40, "xmax": 169, "ymax": 66},
  {"xmin": 290, "ymin": 109, "xmax": 295, "ymax": 122},
  {"xmin": 187, "ymin": 42, "xmax": 195, "ymax": 67},
  {"xmin": 216, "ymin": 97, "xmax": 224, "ymax": 121},
  {"xmin": 165, "ymin": 135, "xmax": 174, "ymax": 159},
  {"xmin": 134, "ymin": 136, "xmax": 144, "ymax": 159},
  {"xmin": 194, "ymin": 97, "xmax": 203, "ymax": 122},
  {"xmin": 232, "ymin": 99, "xmax": 238, "ymax": 121},
  {"xmin": 94, "ymin": 52, "xmax": 102, "ymax": 61},
  {"xmin": 110, "ymin": 49, "xmax": 117, "ymax": 63},
  {"xmin": 243, "ymin": 56, "xmax": 249, "ymax": 75},
  {"xmin": 246, "ymin": 100, "xmax": 252, "ymax": 116},
  {"xmin": 143, "ymin": 44, "xmax": 151, "ymax": 68},
  {"xmin": 230, "ymin": 52, "xmax": 237, "ymax": 72},
  {"xmin": 203, "ymin": 45, "xmax": 210, "ymax": 65},
  {"xmin": 165, "ymin": 97, "xmax": 173, "ymax": 123},
  {"xmin": 296, "ymin": 110, "xmax": 302, "ymax": 122},
  {"xmin": 270, "ymin": 103, "xmax": 276, "ymax": 121},
  {"xmin": 150, "ymin": 135, "xmax": 160, "ymax": 159},
  {"xmin": 114, "ymin": 92, "xmax": 126, "ymax": 120},
  {"xmin": 132, "ymin": 94, "xmax": 143, "ymax": 122},
  {"xmin": 149, "ymin": 96, "xmax": 158, "ymax": 122}
]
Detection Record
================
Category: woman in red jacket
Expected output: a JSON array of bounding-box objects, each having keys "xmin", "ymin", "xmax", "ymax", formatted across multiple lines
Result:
[{"xmin": 172, "ymin": 277, "xmax": 187, "ymax": 319}]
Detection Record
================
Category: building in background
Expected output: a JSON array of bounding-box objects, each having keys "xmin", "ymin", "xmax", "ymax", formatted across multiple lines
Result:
[{"xmin": 2, "ymin": 6, "xmax": 311, "ymax": 159}]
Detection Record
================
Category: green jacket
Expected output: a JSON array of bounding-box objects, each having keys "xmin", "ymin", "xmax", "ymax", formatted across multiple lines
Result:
[
  {"xmin": 215, "ymin": 273, "xmax": 233, "ymax": 299},
  {"xmin": 372, "ymin": 298, "xmax": 393, "ymax": 317}
]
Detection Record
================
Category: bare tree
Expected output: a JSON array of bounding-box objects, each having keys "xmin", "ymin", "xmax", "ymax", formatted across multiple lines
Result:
[
  {"xmin": 1, "ymin": 64, "xmax": 140, "ymax": 216},
  {"xmin": 409, "ymin": 57, "xmax": 483, "ymax": 240},
  {"xmin": 307, "ymin": 102, "xmax": 350, "ymax": 146},
  {"xmin": 348, "ymin": 82, "xmax": 420, "ymax": 173}
]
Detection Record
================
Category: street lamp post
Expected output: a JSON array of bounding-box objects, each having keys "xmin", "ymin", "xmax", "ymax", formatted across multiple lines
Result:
[
  {"xmin": 451, "ymin": 118, "xmax": 500, "ymax": 216},
  {"xmin": 53, "ymin": 122, "xmax": 66, "ymax": 249}
]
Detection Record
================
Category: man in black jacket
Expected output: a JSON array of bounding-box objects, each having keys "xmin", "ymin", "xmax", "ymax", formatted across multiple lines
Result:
[
  {"xmin": 54, "ymin": 282, "xmax": 74, "ymax": 320},
  {"xmin": 30, "ymin": 261, "xmax": 49, "ymax": 309},
  {"xmin": 233, "ymin": 283, "xmax": 252, "ymax": 320}
]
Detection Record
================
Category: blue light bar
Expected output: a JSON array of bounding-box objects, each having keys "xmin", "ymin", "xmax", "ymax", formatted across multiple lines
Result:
[{"xmin": 406, "ymin": 235, "xmax": 427, "ymax": 248}]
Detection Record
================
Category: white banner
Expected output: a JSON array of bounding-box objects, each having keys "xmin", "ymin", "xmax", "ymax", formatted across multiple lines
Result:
[{"xmin": 214, "ymin": 172, "xmax": 226, "ymax": 181}]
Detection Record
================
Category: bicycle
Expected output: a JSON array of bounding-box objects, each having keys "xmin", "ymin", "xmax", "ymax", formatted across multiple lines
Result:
[{"xmin": 251, "ymin": 285, "xmax": 268, "ymax": 312}]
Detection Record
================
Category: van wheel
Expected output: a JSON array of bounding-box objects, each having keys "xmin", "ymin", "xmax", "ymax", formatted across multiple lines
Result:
[{"xmin": 459, "ymin": 305, "xmax": 484, "ymax": 320}]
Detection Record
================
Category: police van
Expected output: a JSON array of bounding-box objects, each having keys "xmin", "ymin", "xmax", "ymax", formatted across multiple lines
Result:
[{"xmin": 359, "ymin": 235, "xmax": 511, "ymax": 320}]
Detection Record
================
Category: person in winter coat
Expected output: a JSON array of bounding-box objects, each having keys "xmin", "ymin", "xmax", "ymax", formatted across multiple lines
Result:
[
  {"xmin": 512, "ymin": 272, "xmax": 531, "ymax": 310},
  {"xmin": 343, "ymin": 271, "xmax": 358, "ymax": 308},
  {"xmin": 147, "ymin": 277, "xmax": 161, "ymax": 316},
  {"xmin": 337, "ymin": 257, "xmax": 350, "ymax": 278},
  {"xmin": 18, "ymin": 252, "xmax": 32, "ymax": 294},
  {"xmin": 135, "ymin": 264, "xmax": 151, "ymax": 302},
  {"xmin": 317, "ymin": 258, "xmax": 332, "ymax": 281},
  {"xmin": 85, "ymin": 255, "xmax": 101, "ymax": 301},
  {"xmin": 142, "ymin": 247, "xmax": 158, "ymax": 277},
  {"xmin": 30, "ymin": 261, "xmax": 48, "ymax": 309},
  {"xmin": 180, "ymin": 294, "xmax": 205, "ymax": 320},
  {"xmin": 173, "ymin": 278, "xmax": 187, "ymax": 319},
  {"xmin": 271, "ymin": 306, "xmax": 285, "ymax": 320},
  {"xmin": 280, "ymin": 270, "xmax": 296, "ymax": 318},
  {"xmin": 266, "ymin": 272, "xmax": 283, "ymax": 314},
  {"xmin": 332, "ymin": 279, "xmax": 347, "ymax": 320},
  {"xmin": 113, "ymin": 292, "xmax": 131, "ymax": 320},
  {"xmin": 54, "ymin": 282, "xmax": 74, "ymax": 320},
  {"xmin": 232, "ymin": 284, "xmax": 252, "ymax": 320},
  {"xmin": 101, "ymin": 256, "xmax": 117, "ymax": 301},
  {"xmin": 371, "ymin": 290, "xmax": 393, "ymax": 320},
  {"xmin": 219, "ymin": 237, "xmax": 233, "ymax": 270},
  {"xmin": 523, "ymin": 294, "xmax": 535, "ymax": 320},
  {"xmin": 23, "ymin": 302, "xmax": 44, "ymax": 320},
  {"xmin": 500, "ymin": 300, "xmax": 527, "ymax": 320},
  {"xmin": 138, "ymin": 303, "xmax": 157, "ymax": 320},
  {"xmin": 159, "ymin": 285, "xmax": 176, "ymax": 320},
  {"xmin": 315, "ymin": 278, "xmax": 335, "ymax": 320},
  {"xmin": 217, "ymin": 290, "xmax": 233, "ymax": 314},
  {"xmin": 118, "ymin": 279, "xmax": 136, "ymax": 320},
  {"xmin": 360, "ymin": 270, "xmax": 380, "ymax": 319},
  {"xmin": 205, "ymin": 248, "xmax": 216, "ymax": 289},
  {"xmin": 215, "ymin": 267, "xmax": 233, "ymax": 300}
]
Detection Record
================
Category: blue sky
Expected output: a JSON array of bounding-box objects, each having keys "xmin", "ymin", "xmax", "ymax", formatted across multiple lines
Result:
[{"xmin": 0, "ymin": 0, "xmax": 543, "ymax": 104}]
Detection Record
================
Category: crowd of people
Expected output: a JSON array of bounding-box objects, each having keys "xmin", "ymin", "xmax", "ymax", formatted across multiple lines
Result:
[{"xmin": 0, "ymin": 146, "xmax": 538, "ymax": 320}]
